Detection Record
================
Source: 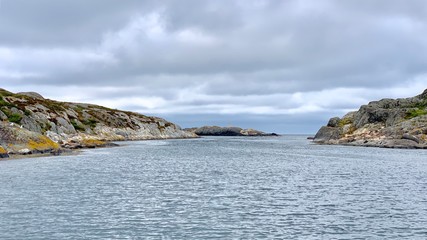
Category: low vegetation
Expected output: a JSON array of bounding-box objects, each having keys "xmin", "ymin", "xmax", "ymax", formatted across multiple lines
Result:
[
  {"xmin": 82, "ymin": 118, "xmax": 98, "ymax": 129},
  {"xmin": 81, "ymin": 138, "xmax": 106, "ymax": 147},
  {"xmin": 0, "ymin": 97, "xmax": 17, "ymax": 108},
  {"xmin": 8, "ymin": 113, "xmax": 22, "ymax": 124},
  {"xmin": 71, "ymin": 119, "xmax": 86, "ymax": 131},
  {"xmin": 405, "ymin": 108, "xmax": 427, "ymax": 119},
  {"xmin": 27, "ymin": 136, "xmax": 60, "ymax": 151},
  {"xmin": 0, "ymin": 146, "xmax": 7, "ymax": 154},
  {"xmin": 338, "ymin": 118, "xmax": 352, "ymax": 127}
]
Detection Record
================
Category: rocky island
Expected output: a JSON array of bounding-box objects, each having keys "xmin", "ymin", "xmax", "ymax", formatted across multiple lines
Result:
[
  {"xmin": 0, "ymin": 88, "xmax": 196, "ymax": 158},
  {"xmin": 185, "ymin": 126, "xmax": 278, "ymax": 136},
  {"xmin": 314, "ymin": 89, "xmax": 427, "ymax": 149}
]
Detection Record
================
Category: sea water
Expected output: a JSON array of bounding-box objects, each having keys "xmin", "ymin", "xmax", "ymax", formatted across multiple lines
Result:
[{"xmin": 1, "ymin": 136, "xmax": 426, "ymax": 239}]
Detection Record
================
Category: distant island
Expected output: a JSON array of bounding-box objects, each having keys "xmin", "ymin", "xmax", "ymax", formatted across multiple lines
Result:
[
  {"xmin": 185, "ymin": 126, "xmax": 279, "ymax": 137},
  {"xmin": 0, "ymin": 88, "xmax": 196, "ymax": 158},
  {"xmin": 313, "ymin": 89, "xmax": 427, "ymax": 149}
]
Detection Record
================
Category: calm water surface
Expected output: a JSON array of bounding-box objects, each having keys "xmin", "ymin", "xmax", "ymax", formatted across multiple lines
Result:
[{"xmin": 1, "ymin": 136, "xmax": 427, "ymax": 239}]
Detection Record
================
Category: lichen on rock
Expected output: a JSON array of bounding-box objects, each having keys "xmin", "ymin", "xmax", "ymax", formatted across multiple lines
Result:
[
  {"xmin": 0, "ymin": 88, "xmax": 197, "ymax": 157},
  {"xmin": 313, "ymin": 89, "xmax": 427, "ymax": 149}
]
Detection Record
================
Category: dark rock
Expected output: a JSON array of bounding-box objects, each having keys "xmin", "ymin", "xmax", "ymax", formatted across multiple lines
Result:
[
  {"xmin": 327, "ymin": 117, "xmax": 340, "ymax": 127},
  {"xmin": 190, "ymin": 126, "xmax": 242, "ymax": 136},
  {"xmin": 105, "ymin": 142, "xmax": 120, "ymax": 147},
  {"xmin": 418, "ymin": 89, "xmax": 427, "ymax": 99},
  {"xmin": 187, "ymin": 126, "xmax": 277, "ymax": 136},
  {"xmin": 313, "ymin": 126, "xmax": 340, "ymax": 142},
  {"xmin": 50, "ymin": 148, "xmax": 62, "ymax": 156}
]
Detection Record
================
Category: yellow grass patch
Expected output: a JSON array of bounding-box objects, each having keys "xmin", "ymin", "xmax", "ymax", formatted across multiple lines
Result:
[
  {"xmin": 27, "ymin": 136, "xmax": 60, "ymax": 151},
  {"xmin": 81, "ymin": 138, "xmax": 106, "ymax": 146},
  {"xmin": 0, "ymin": 146, "xmax": 7, "ymax": 154}
]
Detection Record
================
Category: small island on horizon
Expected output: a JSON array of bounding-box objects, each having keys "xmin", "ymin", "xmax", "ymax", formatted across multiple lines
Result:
[
  {"xmin": 0, "ymin": 88, "xmax": 277, "ymax": 159},
  {"xmin": 2, "ymin": 87, "xmax": 427, "ymax": 159},
  {"xmin": 184, "ymin": 126, "xmax": 279, "ymax": 137}
]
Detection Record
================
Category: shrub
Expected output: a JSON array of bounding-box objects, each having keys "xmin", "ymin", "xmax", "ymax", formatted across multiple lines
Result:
[
  {"xmin": 0, "ymin": 97, "xmax": 17, "ymax": 108},
  {"xmin": 405, "ymin": 108, "xmax": 427, "ymax": 119},
  {"xmin": 338, "ymin": 118, "xmax": 352, "ymax": 127},
  {"xmin": 44, "ymin": 100, "xmax": 65, "ymax": 112},
  {"xmin": 71, "ymin": 119, "xmax": 85, "ymax": 131},
  {"xmin": 82, "ymin": 118, "xmax": 98, "ymax": 129},
  {"xmin": 8, "ymin": 113, "xmax": 22, "ymax": 124}
]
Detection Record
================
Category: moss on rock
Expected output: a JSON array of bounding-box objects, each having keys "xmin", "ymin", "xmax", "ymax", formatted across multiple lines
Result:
[{"xmin": 27, "ymin": 136, "xmax": 60, "ymax": 151}]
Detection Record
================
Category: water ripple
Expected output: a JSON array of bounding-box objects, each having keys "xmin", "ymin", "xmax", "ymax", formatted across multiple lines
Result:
[{"xmin": 1, "ymin": 136, "xmax": 427, "ymax": 239}]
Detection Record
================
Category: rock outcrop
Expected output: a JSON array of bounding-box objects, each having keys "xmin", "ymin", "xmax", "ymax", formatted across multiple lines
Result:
[
  {"xmin": 0, "ymin": 88, "xmax": 197, "ymax": 158},
  {"xmin": 185, "ymin": 126, "xmax": 279, "ymax": 136},
  {"xmin": 314, "ymin": 89, "xmax": 427, "ymax": 149}
]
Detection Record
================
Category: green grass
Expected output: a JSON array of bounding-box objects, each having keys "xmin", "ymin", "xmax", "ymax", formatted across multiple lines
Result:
[
  {"xmin": 407, "ymin": 100, "xmax": 427, "ymax": 109},
  {"xmin": 337, "ymin": 118, "xmax": 352, "ymax": 127},
  {"xmin": 82, "ymin": 118, "xmax": 98, "ymax": 129},
  {"xmin": 24, "ymin": 109, "xmax": 32, "ymax": 116},
  {"xmin": 405, "ymin": 108, "xmax": 427, "ymax": 119},
  {"xmin": 8, "ymin": 113, "xmax": 22, "ymax": 124},
  {"xmin": 0, "ymin": 89, "xmax": 13, "ymax": 97},
  {"xmin": 44, "ymin": 100, "xmax": 65, "ymax": 112},
  {"xmin": 71, "ymin": 119, "xmax": 86, "ymax": 131},
  {"xmin": 0, "ymin": 97, "xmax": 17, "ymax": 108}
]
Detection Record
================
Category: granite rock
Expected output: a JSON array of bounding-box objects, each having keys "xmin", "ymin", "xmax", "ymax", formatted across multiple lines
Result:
[{"xmin": 314, "ymin": 89, "xmax": 427, "ymax": 149}]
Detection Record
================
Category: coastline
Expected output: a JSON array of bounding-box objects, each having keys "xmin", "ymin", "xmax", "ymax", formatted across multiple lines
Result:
[
  {"xmin": 0, "ymin": 135, "xmax": 200, "ymax": 161},
  {"xmin": 4, "ymin": 149, "xmax": 83, "ymax": 160}
]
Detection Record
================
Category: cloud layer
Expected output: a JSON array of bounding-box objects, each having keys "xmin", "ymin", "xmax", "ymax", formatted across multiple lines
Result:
[{"xmin": 1, "ymin": 0, "xmax": 427, "ymax": 133}]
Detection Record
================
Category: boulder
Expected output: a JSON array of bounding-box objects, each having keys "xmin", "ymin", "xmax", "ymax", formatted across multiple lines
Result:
[
  {"xmin": 0, "ymin": 110, "xmax": 7, "ymax": 121},
  {"xmin": 313, "ymin": 126, "xmax": 340, "ymax": 143},
  {"xmin": 402, "ymin": 133, "xmax": 420, "ymax": 144},
  {"xmin": 327, "ymin": 117, "xmax": 341, "ymax": 127},
  {"xmin": 21, "ymin": 115, "xmax": 42, "ymax": 133}
]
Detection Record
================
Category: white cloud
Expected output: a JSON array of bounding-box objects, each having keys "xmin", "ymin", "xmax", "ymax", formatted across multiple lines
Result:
[{"xmin": 1, "ymin": 0, "xmax": 427, "ymax": 132}]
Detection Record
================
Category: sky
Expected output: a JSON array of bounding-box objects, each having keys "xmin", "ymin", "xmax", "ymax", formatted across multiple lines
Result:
[{"xmin": 1, "ymin": 0, "xmax": 427, "ymax": 134}]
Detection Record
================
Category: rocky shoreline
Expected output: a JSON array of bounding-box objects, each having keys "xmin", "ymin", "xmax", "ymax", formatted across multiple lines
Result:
[
  {"xmin": 313, "ymin": 89, "xmax": 427, "ymax": 149},
  {"xmin": 0, "ymin": 88, "xmax": 197, "ymax": 159},
  {"xmin": 184, "ymin": 126, "xmax": 279, "ymax": 137}
]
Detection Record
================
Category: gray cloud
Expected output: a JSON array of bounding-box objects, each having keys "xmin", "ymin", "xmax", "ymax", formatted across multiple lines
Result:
[{"xmin": 1, "ymin": 0, "xmax": 427, "ymax": 133}]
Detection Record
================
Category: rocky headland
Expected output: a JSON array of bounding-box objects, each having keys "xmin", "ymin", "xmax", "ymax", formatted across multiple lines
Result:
[
  {"xmin": 313, "ymin": 89, "xmax": 427, "ymax": 149},
  {"xmin": 185, "ymin": 126, "xmax": 279, "ymax": 137},
  {"xmin": 0, "ymin": 88, "xmax": 196, "ymax": 158}
]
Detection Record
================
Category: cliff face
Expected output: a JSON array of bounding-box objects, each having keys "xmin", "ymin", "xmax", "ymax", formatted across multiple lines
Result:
[
  {"xmin": 0, "ymin": 88, "xmax": 196, "ymax": 157},
  {"xmin": 314, "ymin": 89, "xmax": 427, "ymax": 149}
]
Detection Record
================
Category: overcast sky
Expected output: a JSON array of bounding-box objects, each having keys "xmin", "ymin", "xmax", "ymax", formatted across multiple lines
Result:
[{"xmin": 1, "ymin": 0, "xmax": 427, "ymax": 133}]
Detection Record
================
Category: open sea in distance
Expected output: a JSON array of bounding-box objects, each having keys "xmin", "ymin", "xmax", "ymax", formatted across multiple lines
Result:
[{"xmin": 1, "ymin": 135, "xmax": 427, "ymax": 239}]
